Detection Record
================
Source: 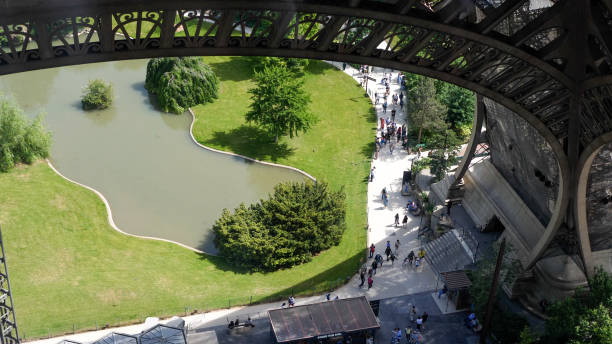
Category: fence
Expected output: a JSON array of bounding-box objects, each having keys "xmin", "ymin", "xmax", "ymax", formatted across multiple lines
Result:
[{"xmin": 21, "ymin": 277, "xmax": 352, "ymax": 342}]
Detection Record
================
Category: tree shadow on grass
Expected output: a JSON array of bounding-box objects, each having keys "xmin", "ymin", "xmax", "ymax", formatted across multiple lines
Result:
[
  {"xmin": 201, "ymin": 125, "xmax": 295, "ymax": 162},
  {"xmin": 206, "ymin": 56, "xmax": 254, "ymax": 82},
  {"xmin": 361, "ymin": 141, "xmax": 376, "ymax": 160},
  {"xmin": 195, "ymin": 246, "xmax": 364, "ymax": 300},
  {"xmin": 304, "ymin": 60, "xmax": 335, "ymax": 75}
]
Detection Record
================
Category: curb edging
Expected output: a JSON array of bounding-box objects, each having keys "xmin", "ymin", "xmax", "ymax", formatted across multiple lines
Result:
[
  {"xmin": 187, "ymin": 108, "xmax": 317, "ymax": 182},
  {"xmin": 46, "ymin": 159, "xmax": 209, "ymax": 255}
]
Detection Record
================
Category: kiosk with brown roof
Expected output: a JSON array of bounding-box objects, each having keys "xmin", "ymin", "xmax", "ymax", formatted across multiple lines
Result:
[{"xmin": 268, "ymin": 296, "xmax": 380, "ymax": 344}]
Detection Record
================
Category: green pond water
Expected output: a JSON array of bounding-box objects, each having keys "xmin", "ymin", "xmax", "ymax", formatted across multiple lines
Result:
[{"xmin": 0, "ymin": 59, "xmax": 306, "ymax": 253}]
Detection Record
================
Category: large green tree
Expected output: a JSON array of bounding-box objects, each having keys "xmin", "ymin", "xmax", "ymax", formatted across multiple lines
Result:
[
  {"xmin": 246, "ymin": 64, "xmax": 317, "ymax": 143},
  {"xmin": 408, "ymin": 77, "xmax": 447, "ymax": 144},
  {"xmin": 544, "ymin": 267, "xmax": 612, "ymax": 343},
  {"xmin": 0, "ymin": 95, "xmax": 51, "ymax": 172},
  {"xmin": 440, "ymin": 84, "xmax": 475, "ymax": 128},
  {"xmin": 213, "ymin": 181, "xmax": 346, "ymax": 271},
  {"xmin": 569, "ymin": 304, "xmax": 612, "ymax": 344},
  {"xmin": 145, "ymin": 57, "xmax": 219, "ymax": 114}
]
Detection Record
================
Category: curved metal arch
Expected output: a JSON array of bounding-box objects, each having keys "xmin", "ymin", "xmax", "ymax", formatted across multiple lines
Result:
[
  {"xmin": 0, "ymin": 4, "xmax": 576, "ymax": 268},
  {"xmin": 575, "ymin": 131, "xmax": 612, "ymax": 277},
  {"xmin": 453, "ymin": 94, "xmax": 485, "ymax": 184},
  {"xmin": 0, "ymin": 1, "xmax": 582, "ymax": 144}
]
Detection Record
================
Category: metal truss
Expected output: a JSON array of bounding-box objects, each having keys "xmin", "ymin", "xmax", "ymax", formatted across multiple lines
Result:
[
  {"xmin": 0, "ymin": 0, "xmax": 609, "ymax": 149},
  {"xmin": 0, "ymin": 228, "xmax": 19, "ymax": 344}
]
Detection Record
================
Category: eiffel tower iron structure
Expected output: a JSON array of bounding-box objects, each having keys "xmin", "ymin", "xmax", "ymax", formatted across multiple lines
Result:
[
  {"xmin": 0, "ymin": 228, "xmax": 19, "ymax": 344},
  {"xmin": 2, "ymin": 0, "xmax": 612, "ymax": 315}
]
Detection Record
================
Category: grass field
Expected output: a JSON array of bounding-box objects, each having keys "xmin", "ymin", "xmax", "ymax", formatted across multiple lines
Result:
[{"xmin": 0, "ymin": 57, "xmax": 375, "ymax": 339}]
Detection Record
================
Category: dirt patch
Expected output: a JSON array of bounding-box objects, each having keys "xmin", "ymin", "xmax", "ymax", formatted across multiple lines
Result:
[
  {"xmin": 29, "ymin": 249, "xmax": 73, "ymax": 284},
  {"xmin": 97, "ymin": 288, "xmax": 137, "ymax": 305},
  {"xmin": 49, "ymin": 194, "xmax": 68, "ymax": 210}
]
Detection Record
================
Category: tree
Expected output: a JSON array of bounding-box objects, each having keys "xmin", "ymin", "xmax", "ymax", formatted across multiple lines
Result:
[
  {"xmin": 145, "ymin": 57, "xmax": 219, "ymax": 114},
  {"xmin": 467, "ymin": 242, "xmax": 525, "ymax": 343},
  {"xmin": 0, "ymin": 95, "xmax": 51, "ymax": 172},
  {"xmin": 246, "ymin": 64, "xmax": 317, "ymax": 143},
  {"xmin": 81, "ymin": 79, "xmax": 113, "ymax": 110},
  {"xmin": 544, "ymin": 267, "xmax": 612, "ymax": 343},
  {"xmin": 429, "ymin": 149, "xmax": 458, "ymax": 182},
  {"xmin": 213, "ymin": 181, "xmax": 346, "ymax": 271},
  {"xmin": 440, "ymin": 84, "xmax": 475, "ymax": 129},
  {"xmin": 248, "ymin": 57, "xmax": 309, "ymax": 75},
  {"xmin": 569, "ymin": 304, "xmax": 612, "ymax": 344},
  {"xmin": 408, "ymin": 77, "xmax": 447, "ymax": 144},
  {"xmin": 519, "ymin": 326, "xmax": 539, "ymax": 344}
]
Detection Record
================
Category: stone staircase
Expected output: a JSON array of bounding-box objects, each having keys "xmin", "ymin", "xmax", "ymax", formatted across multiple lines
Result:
[{"xmin": 424, "ymin": 229, "xmax": 474, "ymax": 274}]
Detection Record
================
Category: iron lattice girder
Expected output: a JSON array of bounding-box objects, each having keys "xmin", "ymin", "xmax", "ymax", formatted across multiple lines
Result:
[{"xmin": 0, "ymin": 0, "xmax": 611, "ymax": 148}]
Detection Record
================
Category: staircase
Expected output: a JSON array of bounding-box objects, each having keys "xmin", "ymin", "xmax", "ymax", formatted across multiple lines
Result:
[{"xmin": 424, "ymin": 229, "xmax": 474, "ymax": 274}]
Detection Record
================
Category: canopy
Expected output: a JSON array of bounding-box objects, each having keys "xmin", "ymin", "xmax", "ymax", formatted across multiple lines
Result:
[
  {"xmin": 440, "ymin": 270, "xmax": 472, "ymax": 291},
  {"xmin": 269, "ymin": 296, "xmax": 379, "ymax": 343}
]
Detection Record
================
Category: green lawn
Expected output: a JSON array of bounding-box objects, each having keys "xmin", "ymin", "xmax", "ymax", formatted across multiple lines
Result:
[{"xmin": 1, "ymin": 57, "xmax": 375, "ymax": 339}]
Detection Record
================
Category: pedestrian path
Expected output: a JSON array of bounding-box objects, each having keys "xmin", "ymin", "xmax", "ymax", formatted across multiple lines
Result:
[
  {"xmin": 26, "ymin": 63, "xmax": 439, "ymax": 344},
  {"xmin": 328, "ymin": 62, "xmax": 437, "ymax": 300}
]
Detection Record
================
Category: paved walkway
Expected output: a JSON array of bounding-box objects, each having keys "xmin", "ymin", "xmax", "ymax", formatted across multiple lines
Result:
[
  {"xmin": 328, "ymin": 62, "xmax": 437, "ymax": 301},
  {"xmin": 26, "ymin": 63, "xmax": 439, "ymax": 344}
]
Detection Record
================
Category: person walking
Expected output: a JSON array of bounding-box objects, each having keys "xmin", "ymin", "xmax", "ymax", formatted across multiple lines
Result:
[
  {"xmin": 370, "ymin": 167, "xmax": 375, "ymax": 182},
  {"xmin": 422, "ymin": 312, "xmax": 428, "ymax": 330},
  {"xmin": 410, "ymin": 305, "xmax": 417, "ymax": 322},
  {"xmin": 382, "ymin": 101, "xmax": 387, "ymax": 114},
  {"xmin": 359, "ymin": 270, "xmax": 365, "ymax": 287},
  {"xmin": 367, "ymin": 276, "xmax": 373, "ymax": 289},
  {"xmin": 385, "ymin": 246, "xmax": 392, "ymax": 261},
  {"xmin": 394, "ymin": 213, "xmax": 400, "ymax": 227},
  {"xmin": 400, "ymin": 98, "xmax": 404, "ymax": 110},
  {"xmin": 391, "ymin": 108, "xmax": 396, "ymax": 122},
  {"xmin": 390, "ymin": 253, "xmax": 396, "ymax": 265},
  {"xmin": 402, "ymin": 215, "xmax": 408, "ymax": 227},
  {"xmin": 408, "ymin": 250, "xmax": 415, "ymax": 265},
  {"xmin": 389, "ymin": 141, "xmax": 394, "ymax": 155},
  {"xmin": 371, "ymin": 260, "xmax": 378, "ymax": 275},
  {"xmin": 342, "ymin": 62, "xmax": 346, "ymax": 70},
  {"xmin": 369, "ymin": 243, "xmax": 375, "ymax": 258},
  {"xmin": 376, "ymin": 253, "xmax": 384, "ymax": 267},
  {"xmin": 375, "ymin": 92, "xmax": 379, "ymax": 104},
  {"xmin": 395, "ymin": 239, "xmax": 401, "ymax": 253}
]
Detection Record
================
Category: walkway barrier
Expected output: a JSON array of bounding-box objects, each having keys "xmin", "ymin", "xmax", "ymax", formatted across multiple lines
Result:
[{"xmin": 21, "ymin": 278, "xmax": 351, "ymax": 341}]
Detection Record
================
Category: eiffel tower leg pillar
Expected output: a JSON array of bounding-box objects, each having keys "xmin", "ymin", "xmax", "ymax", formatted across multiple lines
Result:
[
  {"xmin": 576, "ymin": 133, "xmax": 612, "ymax": 279},
  {"xmin": 0, "ymin": 227, "xmax": 20, "ymax": 344},
  {"xmin": 452, "ymin": 94, "xmax": 486, "ymax": 188}
]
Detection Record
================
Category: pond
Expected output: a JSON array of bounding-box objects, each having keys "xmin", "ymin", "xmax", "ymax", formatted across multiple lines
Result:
[{"xmin": 0, "ymin": 59, "xmax": 307, "ymax": 254}]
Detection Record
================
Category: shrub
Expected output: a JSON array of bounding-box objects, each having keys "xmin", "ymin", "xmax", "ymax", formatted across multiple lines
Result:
[
  {"xmin": 145, "ymin": 57, "xmax": 219, "ymax": 114},
  {"xmin": 81, "ymin": 79, "xmax": 113, "ymax": 110},
  {"xmin": 0, "ymin": 95, "xmax": 51, "ymax": 172},
  {"xmin": 213, "ymin": 181, "xmax": 346, "ymax": 271}
]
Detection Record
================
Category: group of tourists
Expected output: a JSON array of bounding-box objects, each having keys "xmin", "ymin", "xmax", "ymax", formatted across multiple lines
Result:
[
  {"xmin": 375, "ymin": 119, "xmax": 408, "ymax": 159},
  {"xmin": 362, "ymin": 240, "xmax": 403, "ymax": 289},
  {"xmin": 402, "ymin": 248, "xmax": 426, "ymax": 269},
  {"xmin": 388, "ymin": 306, "xmax": 428, "ymax": 343}
]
